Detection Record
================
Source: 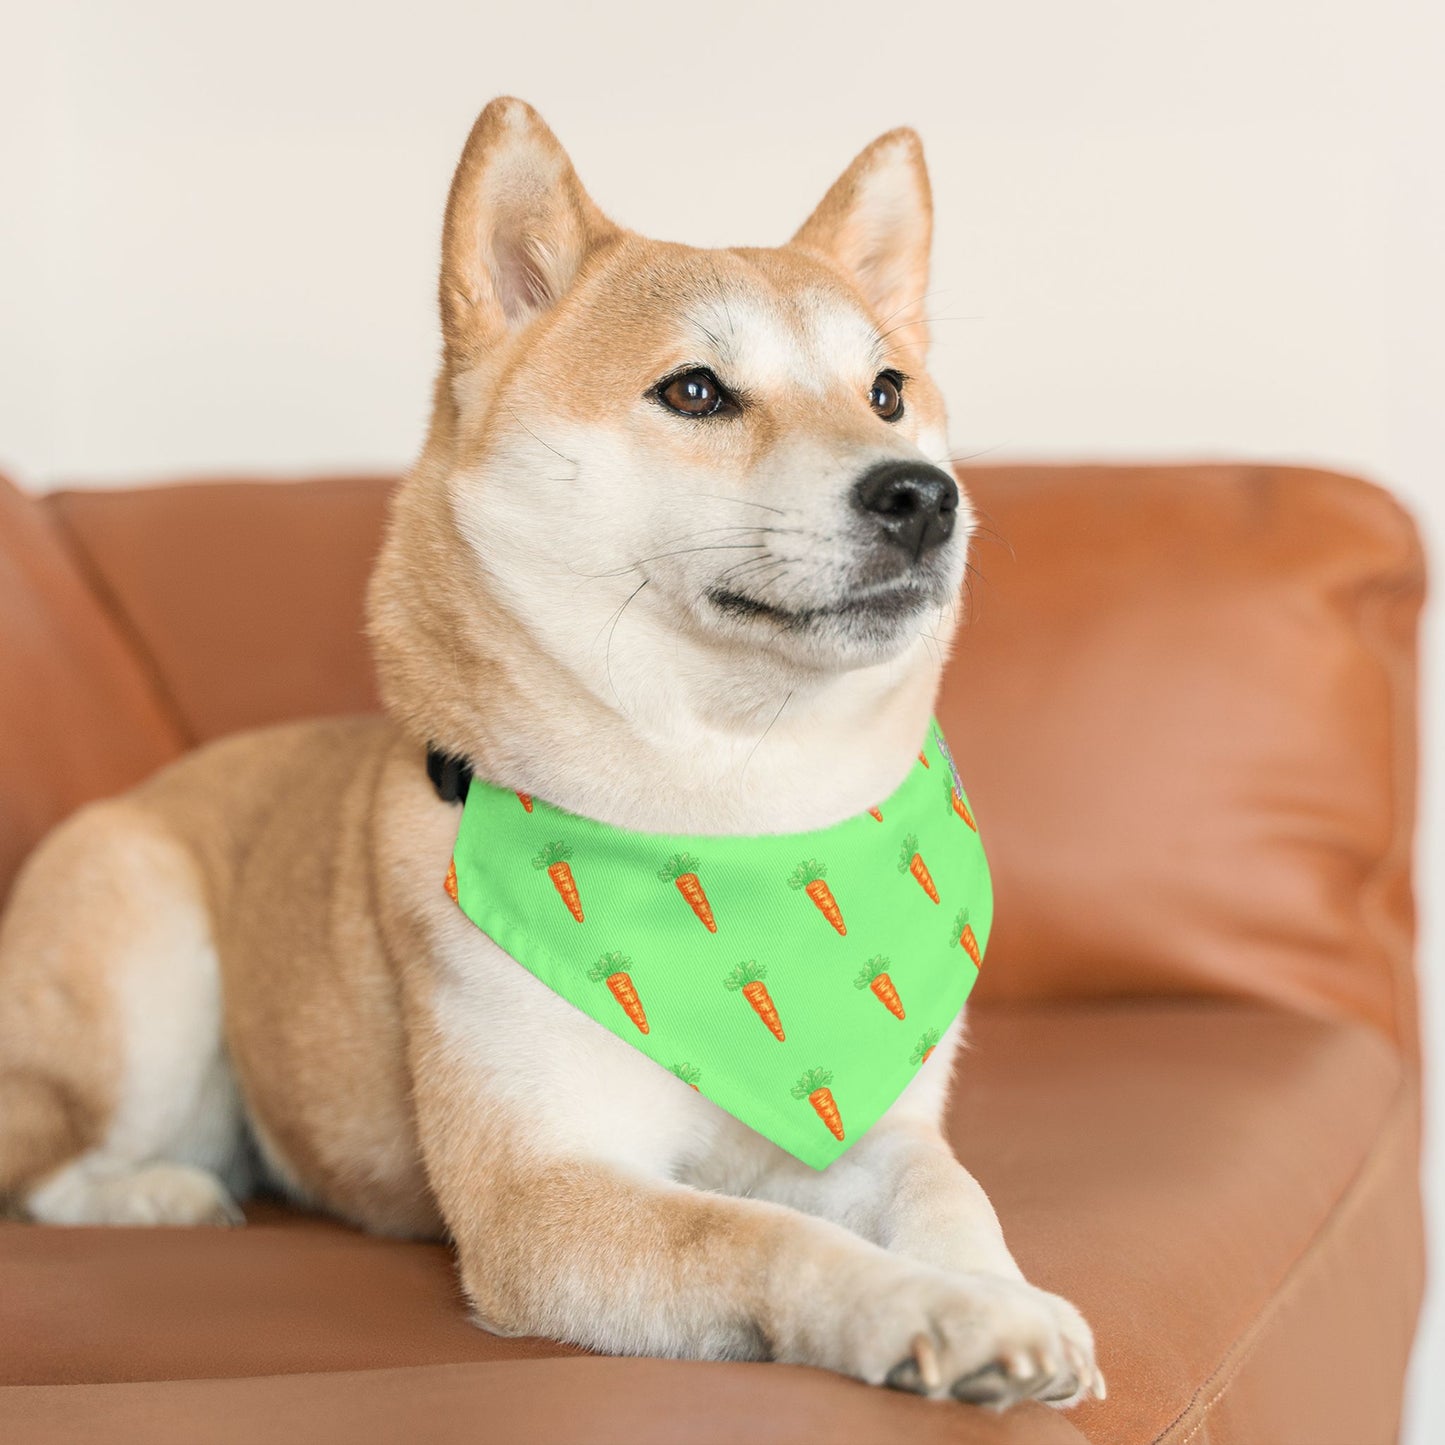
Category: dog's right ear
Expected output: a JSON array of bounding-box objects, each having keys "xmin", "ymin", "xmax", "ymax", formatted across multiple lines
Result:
[{"xmin": 439, "ymin": 98, "xmax": 617, "ymax": 366}]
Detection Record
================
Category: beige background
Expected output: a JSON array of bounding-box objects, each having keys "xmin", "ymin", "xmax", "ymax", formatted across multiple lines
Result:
[{"xmin": 1, "ymin": 1, "xmax": 1440, "ymax": 1435}]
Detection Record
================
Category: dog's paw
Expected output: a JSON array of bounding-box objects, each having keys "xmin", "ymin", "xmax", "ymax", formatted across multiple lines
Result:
[
  {"xmin": 25, "ymin": 1161, "xmax": 245, "ymax": 1227},
  {"xmin": 840, "ymin": 1268, "xmax": 1104, "ymax": 1409}
]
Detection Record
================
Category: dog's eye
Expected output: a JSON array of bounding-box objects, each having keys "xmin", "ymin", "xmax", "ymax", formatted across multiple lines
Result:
[
  {"xmin": 869, "ymin": 371, "xmax": 905, "ymax": 421},
  {"xmin": 657, "ymin": 369, "xmax": 726, "ymax": 417}
]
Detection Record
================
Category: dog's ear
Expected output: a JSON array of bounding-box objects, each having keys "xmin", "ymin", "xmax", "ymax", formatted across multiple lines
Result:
[
  {"xmin": 790, "ymin": 128, "xmax": 933, "ymax": 351},
  {"xmin": 440, "ymin": 98, "xmax": 618, "ymax": 365}
]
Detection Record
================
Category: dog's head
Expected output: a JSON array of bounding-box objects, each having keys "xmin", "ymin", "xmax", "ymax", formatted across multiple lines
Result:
[{"xmin": 370, "ymin": 98, "xmax": 970, "ymax": 757}]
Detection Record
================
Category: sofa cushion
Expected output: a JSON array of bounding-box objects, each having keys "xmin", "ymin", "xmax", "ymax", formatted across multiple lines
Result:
[
  {"xmin": 0, "ymin": 1002, "xmax": 1417, "ymax": 1444},
  {"xmin": 46, "ymin": 476, "xmax": 390, "ymax": 743},
  {"xmin": 1, "ymin": 1357, "xmax": 1090, "ymax": 1445},
  {"xmin": 0, "ymin": 473, "xmax": 183, "ymax": 904},
  {"xmin": 944, "ymin": 464, "xmax": 1423, "ymax": 1052}
]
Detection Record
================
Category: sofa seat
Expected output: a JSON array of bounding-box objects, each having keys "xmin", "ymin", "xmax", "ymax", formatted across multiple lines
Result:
[{"xmin": 1, "ymin": 1000, "xmax": 1417, "ymax": 1445}]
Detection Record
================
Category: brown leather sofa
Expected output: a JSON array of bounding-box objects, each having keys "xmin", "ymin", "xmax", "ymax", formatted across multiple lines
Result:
[{"xmin": 0, "ymin": 462, "xmax": 1426, "ymax": 1444}]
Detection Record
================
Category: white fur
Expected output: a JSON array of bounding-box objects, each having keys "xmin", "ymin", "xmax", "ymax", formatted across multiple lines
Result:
[{"xmin": 21, "ymin": 809, "xmax": 248, "ymax": 1225}]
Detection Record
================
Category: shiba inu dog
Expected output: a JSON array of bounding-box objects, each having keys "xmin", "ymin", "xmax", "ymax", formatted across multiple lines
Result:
[{"xmin": 0, "ymin": 98, "xmax": 1102, "ymax": 1408}]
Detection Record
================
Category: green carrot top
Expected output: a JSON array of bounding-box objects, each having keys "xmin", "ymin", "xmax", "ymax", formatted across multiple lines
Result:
[
  {"xmin": 588, "ymin": 950, "xmax": 632, "ymax": 982},
  {"xmin": 911, "ymin": 1028, "xmax": 942, "ymax": 1064},
  {"xmin": 724, "ymin": 959, "xmax": 767, "ymax": 990},
  {"xmin": 854, "ymin": 955, "xmax": 892, "ymax": 988},
  {"xmin": 658, "ymin": 852, "xmax": 700, "ymax": 881},
  {"xmin": 950, "ymin": 907, "xmax": 972, "ymax": 943},
  {"xmin": 897, "ymin": 834, "xmax": 920, "ymax": 871},
  {"xmin": 791, "ymin": 1066, "xmax": 834, "ymax": 1098},
  {"xmin": 532, "ymin": 841, "xmax": 573, "ymax": 870},
  {"xmin": 670, "ymin": 1062, "xmax": 702, "ymax": 1085},
  {"xmin": 786, "ymin": 859, "xmax": 826, "ymax": 889}
]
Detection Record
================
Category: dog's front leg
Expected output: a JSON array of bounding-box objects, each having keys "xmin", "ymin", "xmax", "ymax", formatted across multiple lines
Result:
[
  {"xmin": 412, "ymin": 1033, "xmax": 1097, "ymax": 1405},
  {"xmin": 748, "ymin": 1048, "xmax": 1105, "ymax": 1405}
]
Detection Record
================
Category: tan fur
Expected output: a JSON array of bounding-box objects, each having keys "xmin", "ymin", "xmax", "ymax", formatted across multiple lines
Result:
[{"xmin": 0, "ymin": 98, "xmax": 1101, "ymax": 1405}]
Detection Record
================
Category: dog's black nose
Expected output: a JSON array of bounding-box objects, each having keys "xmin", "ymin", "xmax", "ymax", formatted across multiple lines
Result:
[{"xmin": 852, "ymin": 461, "xmax": 959, "ymax": 558}]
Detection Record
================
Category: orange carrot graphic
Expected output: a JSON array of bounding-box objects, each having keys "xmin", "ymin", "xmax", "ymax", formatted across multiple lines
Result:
[
  {"xmin": 898, "ymin": 833, "xmax": 940, "ymax": 904},
  {"xmin": 911, "ymin": 1028, "xmax": 941, "ymax": 1066},
  {"xmin": 658, "ymin": 853, "xmax": 717, "ymax": 933},
  {"xmin": 787, "ymin": 860, "xmax": 846, "ymax": 935},
  {"xmin": 944, "ymin": 778, "xmax": 977, "ymax": 831},
  {"xmin": 918, "ymin": 750, "xmax": 931, "ymax": 768},
  {"xmin": 868, "ymin": 806, "xmax": 884, "ymax": 822},
  {"xmin": 443, "ymin": 857, "xmax": 459, "ymax": 904},
  {"xmin": 532, "ymin": 841, "xmax": 583, "ymax": 921},
  {"xmin": 670, "ymin": 1062, "xmax": 702, "ymax": 1091},
  {"xmin": 516, "ymin": 791, "xmax": 534, "ymax": 813},
  {"xmin": 588, "ymin": 951, "xmax": 648, "ymax": 1033},
  {"xmin": 950, "ymin": 908, "xmax": 982, "ymax": 967},
  {"xmin": 724, "ymin": 960, "xmax": 785, "ymax": 1041},
  {"xmin": 855, "ymin": 954, "xmax": 906, "ymax": 1019},
  {"xmin": 792, "ymin": 1067, "xmax": 844, "ymax": 1141}
]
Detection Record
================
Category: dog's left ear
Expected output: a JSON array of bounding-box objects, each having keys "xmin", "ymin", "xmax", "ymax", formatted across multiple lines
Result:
[{"xmin": 790, "ymin": 129, "xmax": 933, "ymax": 351}]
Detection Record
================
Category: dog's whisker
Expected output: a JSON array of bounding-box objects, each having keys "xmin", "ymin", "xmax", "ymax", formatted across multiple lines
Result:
[
  {"xmin": 872, "ymin": 288, "xmax": 949, "ymax": 331},
  {"xmin": 709, "ymin": 556, "xmax": 778, "ymax": 593},
  {"xmin": 629, "ymin": 543, "xmax": 773, "ymax": 566},
  {"xmin": 600, "ymin": 577, "xmax": 650, "ymax": 707},
  {"xmin": 690, "ymin": 493, "xmax": 793, "ymax": 517},
  {"xmin": 652, "ymin": 524, "xmax": 802, "ymax": 547},
  {"xmin": 879, "ymin": 313, "xmax": 980, "ymax": 339},
  {"xmin": 707, "ymin": 557, "xmax": 792, "ymax": 607},
  {"xmin": 930, "ymin": 444, "xmax": 1007, "ymax": 470},
  {"xmin": 727, "ymin": 559, "xmax": 792, "ymax": 592},
  {"xmin": 716, "ymin": 552, "xmax": 790, "ymax": 585},
  {"xmin": 771, "ymin": 560, "xmax": 834, "ymax": 615},
  {"xmin": 875, "ymin": 314, "xmax": 980, "ymax": 357},
  {"xmin": 741, "ymin": 687, "xmax": 794, "ymax": 778},
  {"xmin": 502, "ymin": 402, "xmax": 580, "ymax": 469},
  {"xmin": 572, "ymin": 541, "xmax": 778, "ymax": 581},
  {"xmin": 872, "ymin": 295, "xmax": 925, "ymax": 331},
  {"xmin": 959, "ymin": 502, "xmax": 1015, "ymax": 562},
  {"xmin": 591, "ymin": 577, "xmax": 644, "ymax": 648}
]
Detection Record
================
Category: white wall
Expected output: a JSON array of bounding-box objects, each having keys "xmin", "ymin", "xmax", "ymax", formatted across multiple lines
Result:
[{"xmin": 1, "ymin": 0, "xmax": 1440, "ymax": 1433}]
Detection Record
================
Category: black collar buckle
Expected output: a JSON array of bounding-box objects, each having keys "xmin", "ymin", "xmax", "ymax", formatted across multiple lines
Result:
[{"xmin": 426, "ymin": 746, "xmax": 473, "ymax": 804}]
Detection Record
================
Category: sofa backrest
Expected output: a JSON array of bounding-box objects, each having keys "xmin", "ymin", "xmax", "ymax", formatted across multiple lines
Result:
[
  {"xmin": 0, "ymin": 473, "xmax": 185, "ymax": 898},
  {"xmin": 3, "ymin": 464, "xmax": 1422, "ymax": 1057},
  {"xmin": 940, "ymin": 464, "xmax": 1422, "ymax": 1062},
  {"xmin": 46, "ymin": 476, "xmax": 389, "ymax": 742}
]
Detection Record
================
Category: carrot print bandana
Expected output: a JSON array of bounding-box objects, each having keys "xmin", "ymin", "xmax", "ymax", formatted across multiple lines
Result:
[{"xmin": 444, "ymin": 722, "xmax": 991, "ymax": 1169}]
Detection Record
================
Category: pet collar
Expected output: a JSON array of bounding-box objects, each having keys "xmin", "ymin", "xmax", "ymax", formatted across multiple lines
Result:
[{"xmin": 440, "ymin": 722, "xmax": 991, "ymax": 1169}]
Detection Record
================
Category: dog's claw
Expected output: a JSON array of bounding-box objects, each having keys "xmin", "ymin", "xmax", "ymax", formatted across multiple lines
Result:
[
  {"xmin": 1031, "ymin": 1340, "xmax": 1082, "ymax": 1402},
  {"xmin": 951, "ymin": 1362, "xmax": 1014, "ymax": 1406},
  {"xmin": 868, "ymin": 1276, "xmax": 1099, "ymax": 1411},
  {"xmin": 1001, "ymin": 1348, "xmax": 1034, "ymax": 1381},
  {"xmin": 910, "ymin": 1332, "xmax": 942, "ymax": 1392},
  {"xmin": 1091, "ymin": 1366, "xmax": 1108, "ymax": 1401},
  {"xmin": 885, "ymin": 1358, "xmax": 925, "ymax": 1395}
]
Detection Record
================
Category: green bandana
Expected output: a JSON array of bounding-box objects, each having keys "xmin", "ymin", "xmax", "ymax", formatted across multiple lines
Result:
[{"xmin": 444, "ymin": 722, "xmax": 991, "ymax": 1168}]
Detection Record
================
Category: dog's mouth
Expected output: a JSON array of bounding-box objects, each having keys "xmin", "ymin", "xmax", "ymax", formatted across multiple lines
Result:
[{"xmin": 705, "ymin": 578, "xmax": 935, "ymax": 630}]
